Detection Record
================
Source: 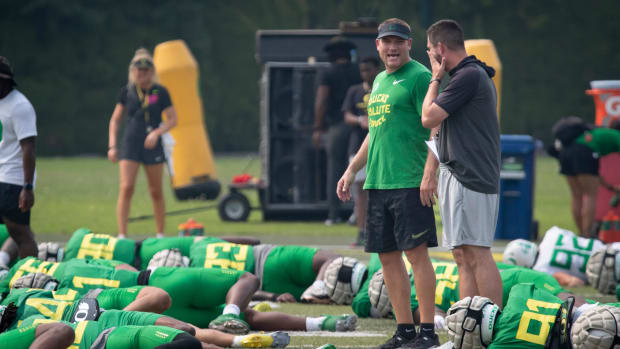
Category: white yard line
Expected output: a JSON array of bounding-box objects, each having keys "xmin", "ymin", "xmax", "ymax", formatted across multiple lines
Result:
[{"xmin": 287, "ymin": 331, "xmax": 386, "ymax": 337}]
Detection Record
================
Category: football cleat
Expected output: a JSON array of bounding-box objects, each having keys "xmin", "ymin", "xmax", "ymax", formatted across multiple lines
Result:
[
  {"xmin": 320, "ymin": 314, "xmax": 357, "ymax": 332},
  {"xmin": 240, "ymin": 331, "xmax": 290, "ymax": 348},
  {"xmin": 209, "ymin": 314, "xmax": 250, "ymax": 335}
]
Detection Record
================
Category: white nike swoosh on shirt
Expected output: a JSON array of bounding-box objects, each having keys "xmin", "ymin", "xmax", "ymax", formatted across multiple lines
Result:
[{"xmin": 393, "ymin": 79, "xmax": 406, "ymax": 85}]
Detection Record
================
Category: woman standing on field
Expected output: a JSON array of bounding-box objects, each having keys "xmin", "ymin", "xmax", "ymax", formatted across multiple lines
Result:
[{"xmin": 107, "ymin": 48, "xmax": 177, "ymax": 238}]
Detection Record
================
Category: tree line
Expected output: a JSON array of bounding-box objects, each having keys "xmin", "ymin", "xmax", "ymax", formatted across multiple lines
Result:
[{"xmin": 1, "ymin": 0, "xmax": 618, "ymax": 155}]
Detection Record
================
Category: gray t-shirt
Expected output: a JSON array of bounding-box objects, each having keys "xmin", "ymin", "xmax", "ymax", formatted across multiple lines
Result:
[{"xmin": 435, "ymin": 56, "xmax": 500, "ymax": 194}]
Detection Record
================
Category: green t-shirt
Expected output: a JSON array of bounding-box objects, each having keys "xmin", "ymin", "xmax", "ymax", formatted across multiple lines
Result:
[
  {"xmin": 490, "ymin": 283, "xmax": 562, "ymax": 349},
  {"xmin": 63, "ymin": 228, "xmax": 136, "ymax": 265},
  {"xmin": 364, "ymin": 60, "xmax": 432, "ymax": 189},
  {"xmin": 189, "ymin": 237, "xmax": 255, "ymax": 273},
  {"xmin": 576, "ymin": 128, "xmax": 620, "ymax": 156}
]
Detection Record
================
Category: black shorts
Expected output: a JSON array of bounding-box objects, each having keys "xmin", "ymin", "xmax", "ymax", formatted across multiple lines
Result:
[
  {"xmin": 559, "ymin": 143, "xmax": 599, "ymax": 176},
  {"xmin": 0, "ymin": 182, "xmax": 31, "ymax": 225},
  {"xmin": 119, "ymin": 132, "xmax": 166, "ymax": 165},
  {"xmin": 365, "ymin": 188, "xmax": 437, "ymax": 253}
]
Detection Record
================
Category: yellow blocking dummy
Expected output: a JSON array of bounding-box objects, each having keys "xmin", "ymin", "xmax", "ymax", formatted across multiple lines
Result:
[{"xmin": 154, "ymin": 40, "xmax": 220, "ymax": 200}]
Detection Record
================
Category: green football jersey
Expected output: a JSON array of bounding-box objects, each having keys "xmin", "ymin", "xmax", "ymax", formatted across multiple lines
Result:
[
  {"xmin": 20, "ymin": 318, "xmax": 105, "ymax": 349},
  {"xmin": 1, "ymin": 288, "xmax": 74, "ymax": 329},
  {"xmin": 1, "ymin": 286, "xmax": 145, "ymax": 329},
  {"xmin": 500, "ymin": 268, "xmax": 565, "ymax": 307},
  {"xmin": 56, "ymin": 259, "xmax": 139, "ymax": 293},
  {"xmin": 411, "ymin": 261, "xmax": 460, "ymax": 312},
  {"xmin": 490, "ymin": 283, "xmax": 562, "ymax": 349},
  {"xmin": 0, "ymin": 257, "xmax": 66, "ymax": 292},
  {"xmin": 20, "ymin": 317, "xmax": 174, "ymax": 349},
  {"xmin": 364, "ymin": 60, "xmax": 432, "ymax": 189},
  {"xmin": 189, "ymin": 237, "xmax": 255, "ymax": 273},
  {"xmin": 260, "ymin": 245, "xmax": 317, "ymax": 301},
  {"xmin": 139, "ymin": 236, "xmax": 197, "ymax": 268},
  {"xmin": 63, "ymin": 228, "xmax": 136, "ymax": 265}
]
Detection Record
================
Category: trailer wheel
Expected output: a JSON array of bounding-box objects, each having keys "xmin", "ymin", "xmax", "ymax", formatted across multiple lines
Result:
[{"xmin": 218, "ymin": 192, "xmax": 251, "ymax": 222}]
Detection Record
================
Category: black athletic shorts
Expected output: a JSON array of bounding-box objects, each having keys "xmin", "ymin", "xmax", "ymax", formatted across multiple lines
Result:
[
  {"xmin": 119, "ymin": 130, "xmax": 166, "ymax": 165},
  {"xmin": 559, "ymin": 143, "xmax": 599, "ymax": 176},
  {"xmin": 365, "ymin": 188, "xmax": 437, "ymax": 253},
  {"xmin": 0, "ymin": 182, "xmax": 30, "ymax": 225}
]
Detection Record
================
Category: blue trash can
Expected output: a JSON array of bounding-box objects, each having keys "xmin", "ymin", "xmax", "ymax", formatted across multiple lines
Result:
[{"xmin": 495, "ymin": 135, "xmax": 537, "ymax": 240}]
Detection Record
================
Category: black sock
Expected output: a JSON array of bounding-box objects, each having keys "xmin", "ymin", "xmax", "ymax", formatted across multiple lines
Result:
[
  {"xmin": 419, "ymin": 323, "xmax": 435, "ymax": 337},
  {"xmin": 397, "ymin": 323, "xmax": 416, "ymax": 340}
]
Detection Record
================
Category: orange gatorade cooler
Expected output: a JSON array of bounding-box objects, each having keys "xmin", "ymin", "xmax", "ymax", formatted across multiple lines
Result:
[
  {"xmin": 154, "ymin": 40, "xmax": 220, "ymax": 200},
  {"xmin": 465, "ymin": 39, "xmax": 502, "ymax": 118},
  {"xmin": 587, "ymin": 81, "xmax": 620, "ymax": 227},
  {"xmin": 586, "ymin": 80, "xmax": 620, "ymax": 126}
]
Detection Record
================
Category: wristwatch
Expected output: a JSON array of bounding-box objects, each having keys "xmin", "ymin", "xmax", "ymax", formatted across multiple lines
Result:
[{"xmin": 24, "ymin": 183, "xmax": 33, "ymax": 191}]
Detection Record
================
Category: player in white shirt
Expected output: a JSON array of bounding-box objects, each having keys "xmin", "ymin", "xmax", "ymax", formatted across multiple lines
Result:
[
  {"xmin": 0, "ymin": 56, "xmax": 38, "ymax": 264},
  {"xmin": 503, "ymin": 226, "xmax": 609, "ymax": 286}
]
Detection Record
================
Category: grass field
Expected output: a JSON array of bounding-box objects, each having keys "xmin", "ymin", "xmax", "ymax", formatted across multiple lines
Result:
[
  {"xmin": 33, "ymin": 154, "xmax": 577, "ymax": 240},
  {"xmin": 29, "ymin": 154, "xmax": 589, "ymax": 348}
]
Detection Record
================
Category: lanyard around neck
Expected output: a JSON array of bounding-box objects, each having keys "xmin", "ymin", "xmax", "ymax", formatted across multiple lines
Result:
[{"xmin": 135, "ymin": 86, "xmax": 151, "ymax": 130}]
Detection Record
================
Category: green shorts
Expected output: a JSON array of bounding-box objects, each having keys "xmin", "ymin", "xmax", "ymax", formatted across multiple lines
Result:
[
  {"xmin": 98, "ymin": 309, "xmax": 162, "ymax": 328},
  {"xmin": 0, "ymin": 323, "xmax": 37, "ymax": 349},
  {"xmin": 106, "ymin": 325, "xmax": 184, "ymax": 349},
  {"xmin": 149, "ymin": 267, "xmax": 245, "ymax": 327},
  {"xmin": 97, "ymin": 286, "xmax": 144, "ymax": 310},
  {"xmin": 262, "ymin": 245, "xmax": 318, "ymax": 300}
]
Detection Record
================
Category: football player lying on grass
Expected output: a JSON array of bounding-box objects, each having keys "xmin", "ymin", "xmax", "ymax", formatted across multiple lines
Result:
[
  {"xmin": 39, "ymin": 229, "xmax": 342, "ymax": 304},
  {"xmin": 445, "ymin": 282, "xmax": 620, "ymax": 349},
  {"xmin": 17, "ymin": 317, "xmax": 209, "ymax": 349},
  {"xmin": 502, "ymin": 226, "xmax": 620, "ymax": 287},
  {"xmin": 349, "ymin": 255, "xmax": 586, "ymax": 331},
  {"xmin": 0, "ymin": 257, "xmax": 357, "ymax": 335},
  {"xmin": 0, "ymin": 320, "xmax": 75, "ymax": 349},
  {"xmin": 0, "ymin": 290, "xmax": 288, "ymax": 349},
  {"xmin": 37, "ymin": 227, "xmax": 261, "ymax": 269}
]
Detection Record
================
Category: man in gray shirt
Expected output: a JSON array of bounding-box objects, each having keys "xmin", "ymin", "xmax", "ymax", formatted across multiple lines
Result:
[{"xmin": 420, "ymin": 19, "xmax": 502, "ymax": 308}]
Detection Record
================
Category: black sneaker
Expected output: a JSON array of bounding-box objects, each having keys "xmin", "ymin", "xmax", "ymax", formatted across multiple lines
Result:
[
  {"xmin": 397, "ymin": 333, "xmax": 440, "ymax": 349},
  {"xmin": 375, "ymin": 331, "xmax": 416, "ymax": 349}
]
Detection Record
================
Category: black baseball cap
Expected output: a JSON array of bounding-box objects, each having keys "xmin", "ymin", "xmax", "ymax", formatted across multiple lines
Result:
[
  {"xmin": 377, "ymin": 22, "xmax": 410, "ymax": 40},
  {"xmin": 323, "ymin": 36, "xmax": 356, "ymax": 52},
  {"xmin": 0, "ymin": 56, "xmax": 16, "ymax": 86},
  {"xmin": 133, "ymin": 57, "xmax": 154, "ymax": 69}
]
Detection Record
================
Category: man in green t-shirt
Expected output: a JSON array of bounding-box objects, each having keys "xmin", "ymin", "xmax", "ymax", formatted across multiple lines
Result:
[
  {"xmin": 556, "ymin": 119, "xmax": 620, "ymax": 236},
  {"xmin": 337, "ymin": 17, "xmax": 439, "ymax": 349}
]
